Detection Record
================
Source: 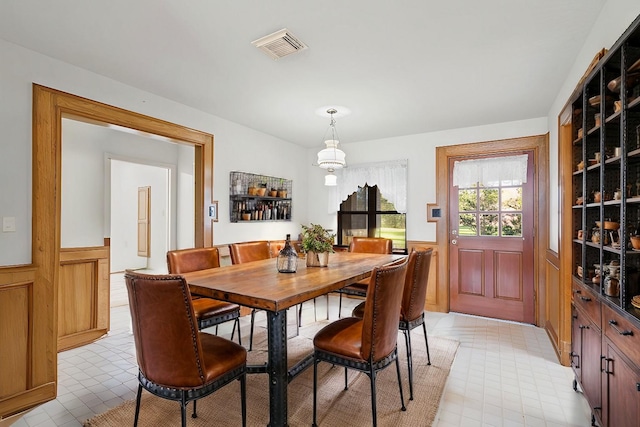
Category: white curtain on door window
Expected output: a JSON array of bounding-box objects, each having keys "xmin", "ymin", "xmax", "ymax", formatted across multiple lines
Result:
[
  {"xmin": 328, "ymin": 159, "xmax": 407, "ymax": 214},
  {"xmin": 453, "ymin": 154, "xmax": 528, "ymax": 188}
]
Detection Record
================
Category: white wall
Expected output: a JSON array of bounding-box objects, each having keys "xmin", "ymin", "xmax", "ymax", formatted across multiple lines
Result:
[
  {"xmin": 61, "ymin": 119, "xmax": 185, "ymax": 248},
  {"xmin": 305, "ymin": 118, "xmax": 548, "ymax": 241},
  {"xmin": 547, "ymin": 1, "xmax": 640, "ymax": 252},
  {"xmin": 0, "ymin": 39, "xmax": 308, "ymax": 266},
  {"xmin": 5, "ymin": 2, "xmax": 640, "ymax": 267},
  {"xmin": 176, "ymin": 145, "xmax": 195, "ymax": 249},
  {"xmin": 110, "ymin": 160, "xmax": 169, "ymax": 272}
]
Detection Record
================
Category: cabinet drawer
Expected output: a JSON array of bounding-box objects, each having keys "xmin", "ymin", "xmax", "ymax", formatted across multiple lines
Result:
[
  {"xmin": 572, "ymin": 282, "xmax": 601, "ymax": 327},
  {"xmin": 602, "ymin": 304, "xmax": 640, "ymax": 368}
]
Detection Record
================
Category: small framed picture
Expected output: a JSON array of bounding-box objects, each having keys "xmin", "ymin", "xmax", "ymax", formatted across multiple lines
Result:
[
  {"xmin": 426, "ymin": 203, "xmax": 441, "ymax": 222},
  {"xmin": 209, "ymin": 201, "xmax": 219, "ymax": 222}
]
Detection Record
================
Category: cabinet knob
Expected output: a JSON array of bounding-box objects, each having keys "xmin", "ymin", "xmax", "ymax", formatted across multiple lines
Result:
[{"xmin": 579, "ymin": 296, "xmax": 592, "ymax": 302}]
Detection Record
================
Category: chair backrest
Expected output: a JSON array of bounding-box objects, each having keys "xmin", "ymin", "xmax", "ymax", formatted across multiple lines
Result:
[
  {"xmin": 269, "ymin": 240, "xmax": 301, "ymax": 258},
  {"xmin": 401, "ymin": 248, "xmax": 433, "ymax": 322},
  {"xmin": 229, "ymin": 241, "xmax": 271, "ymax": 264},
  {"xmin": 124, "ymin": 271, "xmax": 206, "ymax": 388},
  {"xmin": 166, "ymin": 247, "xmax": 221, "ymax": 274},
  {"xmin": 360, "ymin": 259, "xmax": 408, "ymax": 362},
  {"xmin": 268, "ymin": 240, "xmax": 286, "ymax": 258},
  {"xmin": 349, "ymin": 237, "xmax": 393, "ymax": 254}
]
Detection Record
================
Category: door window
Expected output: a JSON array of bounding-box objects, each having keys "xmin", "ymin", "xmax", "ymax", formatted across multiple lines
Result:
[{"xmin": 458, "ymin": 180, "xmax": 523, "ymax": 237}]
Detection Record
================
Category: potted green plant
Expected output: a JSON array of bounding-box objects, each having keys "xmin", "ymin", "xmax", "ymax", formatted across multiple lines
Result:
[{"xmin": 301, "ymin": 223, "xmax": 335, "ymax": 267}]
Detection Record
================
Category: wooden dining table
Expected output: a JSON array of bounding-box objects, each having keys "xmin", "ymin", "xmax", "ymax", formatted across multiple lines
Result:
[{"xmin": 182, "ymin": 251, "xmax": 404, "ymax": 427}]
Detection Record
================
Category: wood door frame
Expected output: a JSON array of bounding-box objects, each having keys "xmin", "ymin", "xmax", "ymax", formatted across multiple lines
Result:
[
  {"xmin": 434, "ymin": 134, "xmax": 549, "ymax": 326},
  {"xmin": 31, "ymin": 84, "xmax": 213, "ymax": 405}
]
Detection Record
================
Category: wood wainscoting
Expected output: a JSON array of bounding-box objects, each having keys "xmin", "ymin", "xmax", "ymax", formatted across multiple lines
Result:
[
  {"xmin": 544, "ymin": 249, "xmax": 570, "ymax": 366},
  {"xmin": 0, "ymin": 266, "xmax": 56, "ymax": 420},
  {"xmin": 58, "ymin": 246, "xmax": 110, "ymax": 352}
]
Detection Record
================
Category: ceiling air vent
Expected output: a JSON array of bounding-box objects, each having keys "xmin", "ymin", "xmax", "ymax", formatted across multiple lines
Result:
[{"xmin": 252, "ymin": 28, "xmax": 308, "ymax": 60}]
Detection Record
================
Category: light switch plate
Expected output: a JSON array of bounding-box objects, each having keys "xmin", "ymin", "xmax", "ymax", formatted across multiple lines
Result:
[{"xmin": 3, "ymin": 217, "xmax": 16, "ymax": 232}]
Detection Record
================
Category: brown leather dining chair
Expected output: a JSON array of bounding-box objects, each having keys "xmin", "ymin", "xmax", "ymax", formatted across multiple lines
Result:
[
  {"xmin": 312, "ymin": 258, "xmax": 408, "ymax": 427},
  {"xmin": 229, "ymin": 241, "xmax": 272, "ymax": 350},
  {"xmin": 124, "ymin": 271, "xmax": 247, "ymax": 427},
  {"xmin": 167, "ymin": 247, "xmax": 242, "ymax": 344},
  {"xmin": 337, "ymin": 236, "xmax": 393, "ymax": 317},
  {"xmin": 352, "ymin": 247, "xmax": 433, "ymax": 400}
]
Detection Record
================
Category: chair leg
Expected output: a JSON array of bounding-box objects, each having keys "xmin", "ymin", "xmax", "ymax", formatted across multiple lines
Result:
[
  {"xmin": 369, "ymin": 367, "xmax": 378, "ymax": 427},
  {"xmin": 240, "ymin": 374, "xmax": 247, "ymax": 427},
  {"xmin": 338, "ymin": 292, "xmax": 343, "ymax": 318},
  {"xmin": 422, "ymin": 317, "xmax": 431, "ymax": 365},
  {"xmin": 134, "ymin": 384, "xmax": 142, "ymax": 427},
  {"xmin": 249, "ymin": 309, "xmax": 256, "ymax": 351},
  {"xmin": 403, "ymin": 329, "xmax": 414, "ymax": 400},
  {"xmin": 344, "ymin": 367, "xmax": 349, "ymax": 390},
  {"xmin": 180, "ymin": 392, "xmax": 187, "ymax": 427},
  {"xmin": 395, "ymin": 352, "xmax": 407, "ymax": 411},
  {"xmin": 235, "ymin": 318, "xmax": 242, "ymax": 346},
  {"xmin": 313, "ymin": 297, "xmax": 317, "ymax": 322},
  {"xmin": 215, "ymin": 324, "xmax": 219, "ymax": 335},
  {"xmin": 312, "ymin": 359, "xmax": 319, "ymax": 427},
  {"xmin": 192, "ymin": 398, "xmax": 197, "ymax": 418}
]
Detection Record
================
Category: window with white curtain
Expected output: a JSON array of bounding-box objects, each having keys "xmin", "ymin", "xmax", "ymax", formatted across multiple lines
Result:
[
  {"xmin": 331, "ymin": 160, "xmax": 408, "ymax": 252},
  {"xmin": 329, "ymin": 159, "xmax": 407, "ymax": 214}
]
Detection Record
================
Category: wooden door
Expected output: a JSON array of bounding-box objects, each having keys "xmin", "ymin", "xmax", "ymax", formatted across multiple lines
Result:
[
  {"xmin": 580, "ymin": 318, "xmax": 602, "ymax": 416},
  {"xmin": 137, "ymin": 186, "xmax": 150, "ymax": 257},
  {"xmin": 449, "ymin": 152, "xmax": 535, "ymax": 323},
  {"xmin": 602, "ymin": 340, "xmax": 640, "ymax": 427}
]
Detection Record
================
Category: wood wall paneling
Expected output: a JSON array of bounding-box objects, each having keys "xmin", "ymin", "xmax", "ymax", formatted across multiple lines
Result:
[
  {"xmin": 0, "ymin": 267, "xmax": 56, "ymax": 419},
  {"xmin": 57, "ymin": 247, "xmax": 110, "ymax": 352},
  {"xmin": 0, "ymin": 283, "xmax": 30, "ymax": 398}
]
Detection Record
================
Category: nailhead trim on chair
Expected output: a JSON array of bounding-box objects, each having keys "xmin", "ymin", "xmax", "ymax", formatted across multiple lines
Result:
[
  {"xmin": 138, "ymin": 366, "xmax": 246, "ymax": 402},
  {"xmin": 315, "ymin": 347, "xmax": 398, "ymax": 372}
]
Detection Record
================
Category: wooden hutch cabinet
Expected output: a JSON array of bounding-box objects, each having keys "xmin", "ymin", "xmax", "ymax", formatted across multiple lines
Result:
[{"xmin": 565, "ymin": 13, "xmax": 640, "ymax": 427}]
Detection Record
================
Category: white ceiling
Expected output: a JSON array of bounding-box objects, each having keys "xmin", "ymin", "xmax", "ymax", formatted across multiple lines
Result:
[{"xmin": 0, "ymin": 1, "xmax": 607, "ymax": 147}]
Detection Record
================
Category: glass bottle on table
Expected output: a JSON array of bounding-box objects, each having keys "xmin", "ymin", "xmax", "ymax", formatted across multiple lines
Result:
[{"xmin": 277, "ymin": 234, "xmax": 298, "ymax": 273}]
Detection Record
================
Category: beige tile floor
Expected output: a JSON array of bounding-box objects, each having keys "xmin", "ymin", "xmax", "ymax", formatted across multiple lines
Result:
[{"xmin": 12, "ymin": 273, "xmax": 592, "ymax": 427}]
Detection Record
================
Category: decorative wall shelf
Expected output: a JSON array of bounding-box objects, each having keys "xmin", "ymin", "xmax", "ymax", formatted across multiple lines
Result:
[{"xmin": 229, "ymin": 171, "xmax": 292, "ymax": 223}]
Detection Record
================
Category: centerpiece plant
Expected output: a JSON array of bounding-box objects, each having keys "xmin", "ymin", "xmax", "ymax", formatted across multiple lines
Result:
[{"xmin": 301, "ymin": 223, "xmax": 335, "ymax": 267}]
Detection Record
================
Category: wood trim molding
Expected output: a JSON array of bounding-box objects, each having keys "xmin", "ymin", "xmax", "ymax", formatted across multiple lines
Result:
[
  {"xmin": 557, "ymin": 109, "xmax": 577, "ymax": 366},
  {"xmin": 434, "ymin": 134, "xmax": 550, "ymax": 323},
  {"xmin": 25, "ymin": 84, "xmax": 214, "ymax": 416},
  {"xmin": 58, "ymin": 246, "xmax": 110, "ymax": 351}
]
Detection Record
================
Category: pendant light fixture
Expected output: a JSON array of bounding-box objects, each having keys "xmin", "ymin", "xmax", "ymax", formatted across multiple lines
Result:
[{"xmin": 317, "ymin": 108, "xmax": 346, "ymax": 186}]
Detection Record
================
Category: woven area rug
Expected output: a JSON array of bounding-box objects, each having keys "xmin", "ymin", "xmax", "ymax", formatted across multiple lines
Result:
[{"xmin": 84, "ymin": 321, "xmax": 458, "ymax": 427}]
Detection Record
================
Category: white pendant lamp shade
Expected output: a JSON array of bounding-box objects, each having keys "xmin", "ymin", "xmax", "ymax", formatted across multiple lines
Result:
[
  {"xmin": 316, "ymin": 108, "xmax": 347, "ymax": 186},
  {"xmin": 317, "ymin": 139, "xmax": 346, "ymax": 169},
  {"xmin": 324, "ymin": 171, "xmax": 337, "ymax": 186}
]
